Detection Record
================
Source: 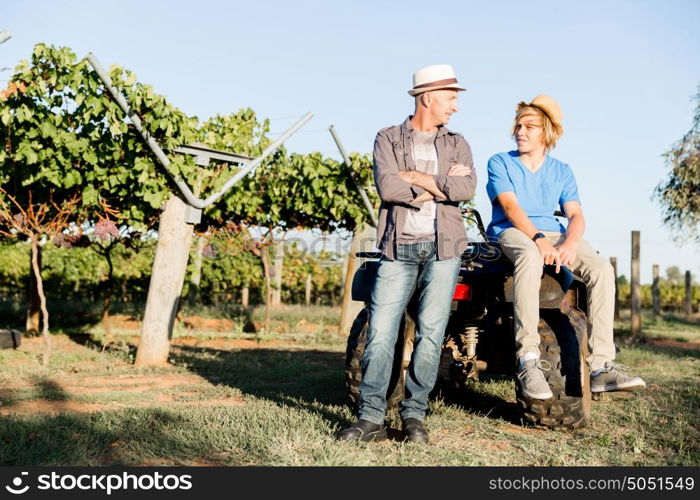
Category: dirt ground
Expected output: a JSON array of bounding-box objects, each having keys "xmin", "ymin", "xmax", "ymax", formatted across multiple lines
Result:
[
  {"xmin": 2, "ymin": 316, "xmax": 698, "ymax": 420},
  {"xmin": 0, "ymin": 335, "xmax": 248, "ymax": 417},
  {"xmin": 110, "ymin": 314, "xmax": 337, "ymax": 335}
]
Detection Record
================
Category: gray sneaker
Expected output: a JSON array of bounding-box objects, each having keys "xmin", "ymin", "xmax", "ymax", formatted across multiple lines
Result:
[
  {"xmin": 590, "ymin": 362, "xmax": 646, "ymax": 393},
  {"xmin": 517, "ymin": 359, "xmax": 553, "ymax": 400}
]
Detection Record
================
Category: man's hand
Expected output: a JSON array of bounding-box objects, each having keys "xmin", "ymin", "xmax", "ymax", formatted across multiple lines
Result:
[
  {"xmin": 535, "ymin": 238, "xmax": 562, "ymax": 272},
  {"xmin": 447, "ymin": 163, "xmax": 472, "ymax": 176},
  {"xmin": 412, "ymin": 191, "xmax": 434, "ymax": 204},
  {"xmin": 556, "ymin": 240, "xmax": 578, "ymax": 269}
]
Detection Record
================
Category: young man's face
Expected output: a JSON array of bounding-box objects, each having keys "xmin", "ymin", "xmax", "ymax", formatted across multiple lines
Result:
[
  {"xmin": 514, "ymin": 115, "xmax": 546, "ymax": 154},
  {"xmin": 426, "ymin": 89, "xmax": 459, "ymax": 125}
]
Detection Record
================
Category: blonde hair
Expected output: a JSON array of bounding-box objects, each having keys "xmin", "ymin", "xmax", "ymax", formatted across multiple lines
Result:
[{"xmin": 511, "ymin": 104, "xmax": 563, "ymax": 151}]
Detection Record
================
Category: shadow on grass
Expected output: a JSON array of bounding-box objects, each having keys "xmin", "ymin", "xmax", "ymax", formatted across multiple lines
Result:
[
  {"xmin": 658, "ymin": 314, "xmax": 700, "ymax": 327},
  {"xmin": 167, "ymin": 344, "xmax": 530, "ymax": 429},
  {"xmin": 0, "ymin": 376, "xmax": 69, "ymax": 410},
  {"xmin": 433, "ymin": 375, "xmax": 522, "ymax": 426},
  {"xmin": 168, "ymin": 345, "xmax": 350, "ymax": 428},
  {"xmin": 635, "ymin": 341, "xmax": 700, "ymax": 359},
  {"xmin": 59, "ymin": 332, "xmax": 559, "ymax": 430},
  {"xmin": 612, "ymin": 328, "xmax": 700, "ymax": 359},
  {"xmin": 65, "ymin": 332, "xmax": 137, "ymax": 360},
  {"xmin": 0, "ymin": 407, "xmax": 234, "ymax": 466},
  {"xmin": 0, "ymin": 377, "xmax": 229, "ymax": 466}
]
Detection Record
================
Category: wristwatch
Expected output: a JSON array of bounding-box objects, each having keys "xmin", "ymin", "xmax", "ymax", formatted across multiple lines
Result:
[{"xmin": 532, "ymin": 232, "xmax": 546, "ymax": 242}]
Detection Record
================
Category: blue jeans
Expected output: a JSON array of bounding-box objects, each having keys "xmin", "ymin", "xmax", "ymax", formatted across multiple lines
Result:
[{"xmin": 358, "ymin": 241, "xmax": 461, "ymax": 424}]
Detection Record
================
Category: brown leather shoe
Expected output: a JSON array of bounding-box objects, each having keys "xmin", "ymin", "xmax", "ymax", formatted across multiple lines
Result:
[
  {"xmin": 402, "ymin": 418, "xmax": 429, "ymax": 443},
  {"xmin": 337, "ymin": 419, "xmax": 387, "ymax": 442}
]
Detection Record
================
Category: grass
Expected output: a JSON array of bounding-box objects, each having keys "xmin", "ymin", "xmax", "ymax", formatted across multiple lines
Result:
[{"xmin": 0, "ymin": 308, "xmax": 697, "ymax": 466}]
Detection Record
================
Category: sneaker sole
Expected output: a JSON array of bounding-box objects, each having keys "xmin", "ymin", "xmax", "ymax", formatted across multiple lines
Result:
[
  {"xmin": 521, "ymin": 390, "xmax": 554, "ymax": 400},
  {"xmin": 591, "ymin": 380, "xmax": 646, "ymax": 393},
  {"xmin": 518, "ymin": 383, "xmax": 553, "ymax": 400}
]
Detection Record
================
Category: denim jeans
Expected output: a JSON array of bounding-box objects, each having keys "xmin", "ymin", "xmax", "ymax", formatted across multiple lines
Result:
[{"xmin": 358, "ymin": 241, "xmax": 461, "ymax": 424}]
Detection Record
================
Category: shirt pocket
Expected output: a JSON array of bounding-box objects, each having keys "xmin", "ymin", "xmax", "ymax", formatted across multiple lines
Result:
[{"xmin": 392, "ymin": 141, "xmax": 404, "ymax": 163}]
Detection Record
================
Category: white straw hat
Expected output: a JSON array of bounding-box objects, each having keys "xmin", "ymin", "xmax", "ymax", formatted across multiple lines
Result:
[{"xmin": 408, "ymin": 64, "xmax": 466, "ymax": 96}]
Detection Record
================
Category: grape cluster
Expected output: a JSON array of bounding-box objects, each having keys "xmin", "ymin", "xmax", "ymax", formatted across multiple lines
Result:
[
  {"xmin": 94, "ymin": 219, "xmax": 120, "ymax": 240},
  {"xmin": 53, "ymin": 233, "xmax": 89, "ymax": 248}
]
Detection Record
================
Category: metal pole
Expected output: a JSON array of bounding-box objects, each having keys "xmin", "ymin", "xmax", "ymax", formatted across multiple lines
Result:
[
  {"xmin": 329, "ymin": 125, "xmax": 378, "ymax": 228},
  {"xmin": 85, "ymin": 52, "xmax": 312, "ymax": 210}
]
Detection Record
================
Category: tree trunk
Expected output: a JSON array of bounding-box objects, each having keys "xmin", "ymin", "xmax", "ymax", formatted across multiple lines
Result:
[
  {"xmin": 30, "ymin": 236, "xmax": 51, "ymax": 366},
  {"xmin": 135, "ymin": 196, "xmax": 194, "ymax": 366},
  {"xmin": 241, "ymin": 286, "xmax": 249, "ymax": 308},
  {"xmin": 261, "ymin": 246, "xmax": 273, "ymax": 335},
  {"xmin": 26, "ymin": 245, "xmax": 41, "ymax": 333},
  {"xmin": 271, "ymin": 240, "xmax": 283, "ymax": 307},
  {"xmin": 101, "ymin": 248, "xmax": 115, "ymax": 338},
  {"xmin": 305, "ymin": 274, "xmax": 312, "ymax": 306},
  {"xmin": 188, "ymin": 234, "xmax": 206, "ymax": 305}
]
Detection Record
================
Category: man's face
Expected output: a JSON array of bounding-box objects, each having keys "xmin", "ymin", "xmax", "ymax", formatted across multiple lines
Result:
[
  {"xmin": 514, "ymin": 115, "xmax": 545, "ymax": 153},
  {"xmin": 426, "ymin": 89, "xmax": 459, "ymax": 125}
]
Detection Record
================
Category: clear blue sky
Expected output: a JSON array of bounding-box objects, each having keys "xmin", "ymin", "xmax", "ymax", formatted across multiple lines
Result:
[{"xmin": 2, "ymin": 0, "xmax": 699, "ymax": 283}]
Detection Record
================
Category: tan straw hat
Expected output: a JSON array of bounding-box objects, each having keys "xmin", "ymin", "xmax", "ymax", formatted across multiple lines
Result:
[
  {"xmin": 519, "ymin": 94, "xmax": 564, "ymax": 134},
  {"xmin": 407, "ymin": 64, "xmax": 467, "ymax": 96}
]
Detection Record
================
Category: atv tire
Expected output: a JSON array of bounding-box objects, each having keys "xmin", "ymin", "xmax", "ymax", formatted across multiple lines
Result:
[
  {"xmin": 0, "ymin": 329, "xmax": 22, "ymax": 350},
  {"xmin": 516, "ymin": 308, "xmax": 591, "ymax": 430},
  {"xmin": 345, "ymin": 307, "xmax": 414, "ymax": 411}
]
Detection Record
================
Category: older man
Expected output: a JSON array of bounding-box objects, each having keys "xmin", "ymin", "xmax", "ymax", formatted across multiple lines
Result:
[{"xmin": 338, "ymin": 64, "xmax": 476, "ymax": 443}]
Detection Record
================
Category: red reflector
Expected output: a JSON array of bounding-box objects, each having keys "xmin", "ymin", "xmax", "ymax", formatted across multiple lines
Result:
[{"xmin": 452, "ymin": 283, "xmax": 472, "ymax": 301}]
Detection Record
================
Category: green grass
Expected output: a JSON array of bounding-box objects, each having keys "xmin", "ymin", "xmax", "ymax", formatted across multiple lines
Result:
[
  {"xmin": 0, "ymin": 311, "xmax": 697, "ymax": 466},
  {"xmin": 614, "ymin": 308, "xmax": 700, "ymax": 343}
]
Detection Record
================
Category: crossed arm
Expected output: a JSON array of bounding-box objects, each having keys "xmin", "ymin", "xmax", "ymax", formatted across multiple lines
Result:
[
  {"xmin": 496, "ymin": 192, "xmax": 586, "ymax": 271},
  {"xmin": 372, "ymin": 131, "xmax": 476, "ymax": 206},
  {"xmin": 398, "ymin": 164, "xmax": 473, "ymax": 204}
]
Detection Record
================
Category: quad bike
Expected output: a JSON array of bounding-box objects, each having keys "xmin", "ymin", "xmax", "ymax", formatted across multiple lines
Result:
[{"xmin": 345, "ymin": 209, "xmax": 591, "ymax": 430}]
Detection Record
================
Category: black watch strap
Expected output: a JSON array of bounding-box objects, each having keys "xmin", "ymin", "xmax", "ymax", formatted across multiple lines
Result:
[{"xmin": 532, "ymin": 232, "xmax": 546, "ymax": 242}]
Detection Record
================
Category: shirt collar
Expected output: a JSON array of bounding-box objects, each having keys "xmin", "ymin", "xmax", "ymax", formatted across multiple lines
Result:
[{"xmin": 402, "ymin": 116, "xmax": 449, "ymax": 138}]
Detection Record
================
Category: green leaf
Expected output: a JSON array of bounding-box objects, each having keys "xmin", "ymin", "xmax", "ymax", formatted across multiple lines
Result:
[{"xmin": 82, "ymin": 184, "xmax": 98, "ymax": 205}]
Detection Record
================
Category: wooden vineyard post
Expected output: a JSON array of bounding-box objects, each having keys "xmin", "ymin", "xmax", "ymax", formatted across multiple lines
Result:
[
  {"xmin": 610, "ymin": 256, "xmax": 619, "ymax": 321},
  {"xmin": 630, "ymin": 231, "xmax": 641, "ymax": 339},
  {"xmin": 652, "ymin": 264, "xmax": 660, "ymax": 320},
  {"xmin": 686, "ymin": 271, "xmax": 693, "ymax": 321}
]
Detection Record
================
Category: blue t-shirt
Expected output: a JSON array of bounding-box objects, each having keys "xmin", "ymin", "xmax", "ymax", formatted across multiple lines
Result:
[{"xmin": 485, "ymin": 151, "xmax": 580, "ymax": 238}]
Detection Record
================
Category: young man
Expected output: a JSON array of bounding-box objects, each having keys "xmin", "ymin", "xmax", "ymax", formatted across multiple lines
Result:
[
  {"xmin": 338, "ymin": 64, "xmax": 476, "ymax": 443},
  {"xmin": 486, "ymin": 95, "xmax": 645, "ymax": 400}
]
